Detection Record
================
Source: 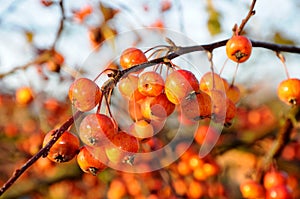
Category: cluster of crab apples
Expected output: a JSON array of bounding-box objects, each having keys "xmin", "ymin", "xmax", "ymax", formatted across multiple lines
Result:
[{"xmin": 41, "ymin": 34, "xmax": 300, "ymax": 178}]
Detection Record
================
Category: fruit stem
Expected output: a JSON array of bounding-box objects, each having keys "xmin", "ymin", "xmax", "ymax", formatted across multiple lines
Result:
[{"xmin": 276, "ymin": 52, "xmax": 290, "ymax": 79}]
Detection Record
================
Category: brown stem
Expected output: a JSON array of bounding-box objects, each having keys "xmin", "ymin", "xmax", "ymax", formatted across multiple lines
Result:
[
  {"xmin": 257, "ymin": 106, "xmax": 300, "ymax": 181},
  {"xmin": 52, "ymin": 0, "xmax": 65, "ymax": 49},
  {"xmin": 0, "ymin": 111, "xmax": 82, "ymax": 196},
  {"xmin": 237, "ymin": 0, "xmax": 257, "ymax": 35}
]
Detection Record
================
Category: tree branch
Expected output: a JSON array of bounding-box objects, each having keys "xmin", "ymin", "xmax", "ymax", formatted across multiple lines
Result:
[
  {"xmin": 0, "ymin": 111, "xmax": 82, "ymax": 196},
  {"xmin": 1, "ymin": 37, "xmax": 300, "ymax": 196}
]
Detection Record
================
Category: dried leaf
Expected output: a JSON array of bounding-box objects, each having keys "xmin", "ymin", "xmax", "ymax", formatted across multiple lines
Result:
[{"xmin": 273, "ymin": 32, "xmax": 295, "ymax": 45}]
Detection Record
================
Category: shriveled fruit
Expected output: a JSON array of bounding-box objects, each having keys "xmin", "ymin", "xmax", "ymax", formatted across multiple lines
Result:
[
  {"xmin": 68, "ymin": 78, "xmax": 102, "ymax": 112},
  {"xmin": 277, "ymin": 78, "xmax": 300, "ymax": 105},
  {"xmin": 226, "ymin": 35, "xmax": 252, "ymax": 63},
  {"xmin": 77, "ymin": 145, "xmax": 108, "ymax": 175},
  {"xmin": 43, "ymin": 130, "xmax": 80, "ymax": 163},
  {"xmin": 79, "ymin": 113, "xmax": 117, "ymax": 146},
  {"xmin": 165, "ymin": 69, "xmax": 199, "ymax": 104}
]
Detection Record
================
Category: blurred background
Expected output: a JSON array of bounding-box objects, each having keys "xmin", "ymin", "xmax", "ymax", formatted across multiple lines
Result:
[{"xmin": 0, "ymin": 0, "xmax": 300, "ymax": 198}]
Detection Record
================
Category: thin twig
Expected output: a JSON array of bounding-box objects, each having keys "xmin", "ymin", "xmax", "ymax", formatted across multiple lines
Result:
[
  {"xmin": 0, "ymin": 111, "xmax": 82, "ymax": 196},
  {"xmin": 237, "ymin": 0, "xmax": 257, "ymax": 35}
]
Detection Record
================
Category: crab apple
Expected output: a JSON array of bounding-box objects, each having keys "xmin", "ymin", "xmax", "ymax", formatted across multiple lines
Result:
[
  {"xmin": 77, "ymin": 145, "xmax": 108, "ymax": 175},
  {"xmin": 194, "ymin": 125, "xmax": 219, "ymax": 145},
  {"xmin": 140, "ymin": 93, "xmax": 175, "ymax": 120},
  {"xmin": 226, "ymin": 84, "xmax": 241, "ymax": 104},
  {"xmin": 226, "ymin": 35, "xmax": 252, "ymax": 63},
  {"xmin": 277, "ymin": 78, "xmax": 300, "ymax": 105},
  {"xmin": 105, "ymin": 131, "xmax": 139, "ymax": 165},
  {"xmin": 240, "ymin": 180, "xmax": 265, "ymax": 199},
  {"xmin": 165, "ymin": 69, "xmax": 199, "ymax": 104},
  {"xmin": 210, "ymin": 90, "xmax": 236, "ymax": 126},
  {"xmin": 138, "ymin": 71, "xmax": 164, "ymax": 97},
  {"xmin": 130, "ymin": 120, "xmax": 154, "ymax": 139},
  {"xmin": 264, "ymin": 170, "xmax": 287, "ymax": 190},
  {"xmin": 128, "ymin": 99, "xmax": 144, "ymax": 121},
  {"xmin": 199, "ymin": 72, "xmax": 229, "ymax": 93},
  {"xmin": 187, "ymin": 180, "xmax": 207, "ymax": 199},
  {"xmin": 119, "ymin": 47, "xmax": 148, "ymax": 70},
  {"xmin": 46, "ymin": 51, "xmax": 64, "ymax": 73},
  {"xmin": 210, "ymin": 89, "xmax": 227, "ymax": 120},
  {"xmin": 42, "ymin": 130, "xmax": 80, "ymax": 163},
  {"xmin": 118, "ymin": 75, "xmax": 139, "ymax": 99},
  {"xmin": 15, "ymin": 87, "xmax": 34, "ymax": 106},
  {"xmin": 79, "ymin": 113, "xmax": 117, "ymax": 147},
  {"xmin": 68, "ymin": 78, "xmax": 102, "ymax": 112},
  {"xmin": 180, "ymin": 91, "xmax": 212, "ymax": 121},
  {"xmin": 266, "ymin": 185, "xmax": 293, "ymax": 199}
]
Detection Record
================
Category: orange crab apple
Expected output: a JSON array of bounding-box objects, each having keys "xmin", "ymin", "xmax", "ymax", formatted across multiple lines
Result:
[
  {"xmin": 165, "ymin": 69, "xmax": 199, "ymax": 104},
  {"xmin": 226, "ymin": 35, "xmax": 252, "ymax": 63},
  {"xmin": 43, "ymin": 130, "xmax": 80, "ymax": 163},
  {"xmin": 105, "ymin": 131, "xmax": 139, "ymax": 165},
  {"xmin": 77, "ymin": 145, "xmax": 108, "ymax": 175}
]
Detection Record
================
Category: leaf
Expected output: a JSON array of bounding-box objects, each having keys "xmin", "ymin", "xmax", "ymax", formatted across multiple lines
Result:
[
  {"xmin": 206, "ymin": 0, "xmax": 222, "ymax": 36},
  {"xmin": 273, "ymin": 32, "xmax": 295, "ymax": 45},
  {"xmin": 99, "ymin": 3, "xmax": 118, "ymax": 22},
  {"xmin": 25, "ymin": 31, "xmax": 34, "ymax": 43}
]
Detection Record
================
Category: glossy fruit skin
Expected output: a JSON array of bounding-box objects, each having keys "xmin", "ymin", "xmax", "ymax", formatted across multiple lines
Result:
[
  {"xmin": 77, "ymin": 145, "xmax": 108, "ymax": 175},
  {"xmin": 165, "ymin": 69, "xmax": 199, "ymax": 104},
  {"xmin": 68, "ymin": 78, "xmax": 102, "ymax": 112},
  {"xmin": 119, "ymin": 48, "xmax": 148, "ymax": 70},
  {"xmin": 199, "ymin": 72, "xmax": 229, "ymax": 93},
  {"xmin": 180, "ymin": 91, "xmax": 212, "ymax": 121},
  {"xmin": 194, "ymin": 125, "xmax": 219, "ymax": 145},
  {"xmin": 266, "ymin": 185, "xmax": 293, "ymax": 199},
  {"xmin": 277, "ymin": 78, "xmax": 300, "ymax": 105},
  {"xmin": 140, "ymin": 93, "xmax": 175, "ymax": 120},
  {"xmin": 105, "ymin": 131, "xmax": 139, "ymax": 165},
  {"xmin": 130, "ymin": 120, "xmax": 154, "ymax": 139},
  {"xmin": 118, "ymin": 75, "xmax": 139, "ymax": 99},
  {"xmin": 43, "ymin": 130, "xmax": 80, "ymax": 163},
  {"xmin": 138, "ymin": 71, "xmax": 164, "ymax": 97},
  {"xmin": 240, "ymin": 180, "xmax": 265, "ymax": 199},
  {"xmin": 79, "ymin": 113, "xmax": 117, "ymax": 146},
  {"xmin": 226, "ymin": 35, "xmax": 252, "ymax": 63},
  {"xmin": 264, "ymin": 170, "xmax": 287, "ymax": 190},
  {"xmin": 226, "ymin": 84, "xmax": 241, "ymax": 104},
  {"xmin": 15, "ymin": 87, "xmax": 34, "ymax": 106}
]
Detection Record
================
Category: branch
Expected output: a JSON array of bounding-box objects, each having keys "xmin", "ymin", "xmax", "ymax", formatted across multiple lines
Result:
[
  {"xmin": 256, "ymin": 106, "xmax": 300, "ymax": 181},
  {"xmin": 0, "ymin": 111, "xmax": 82, "ymax": 196},
  {"xmin": 1, "ymin": 37, "xmax": 300, "ymax": 196},
  {"xmin": 237, "ymin": 0, "xmax": 257, "ymax": 34},
  {"xmin": 120, "ymin": 39, "xmax": 300, "ymax": 79},
  {"xmin": 52, "ymin": 0, "xmax": 65, "ymax": 49}
]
